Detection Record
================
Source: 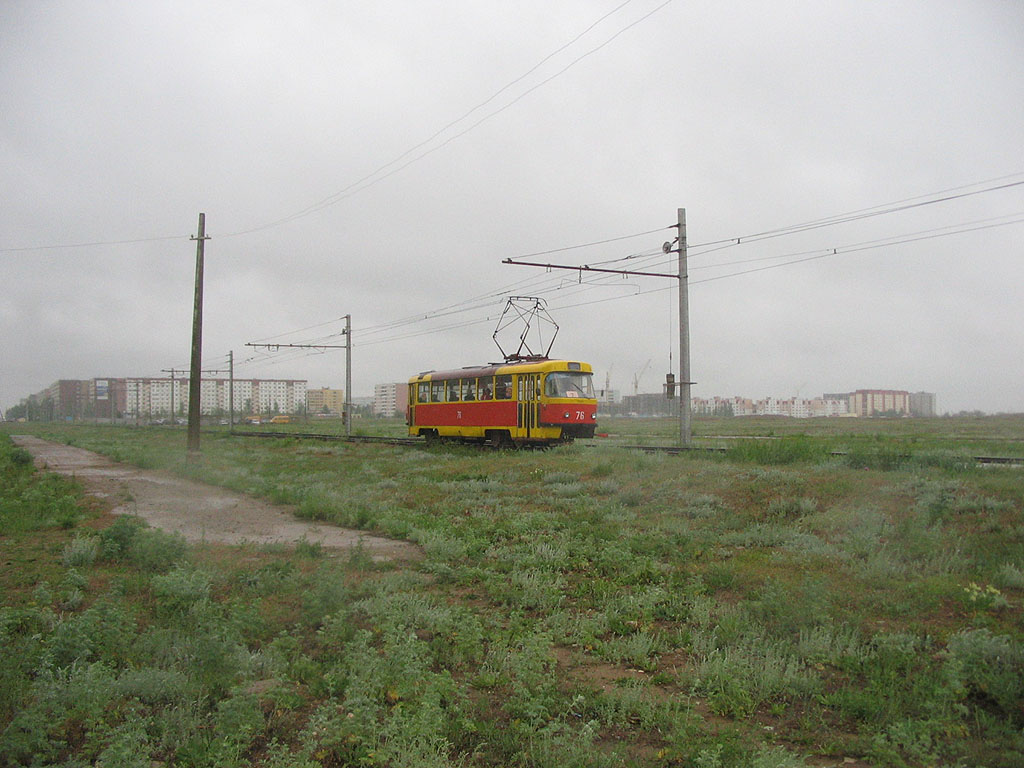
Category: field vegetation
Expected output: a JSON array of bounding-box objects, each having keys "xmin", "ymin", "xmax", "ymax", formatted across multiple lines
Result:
[{"xmin": 1, "ymin": 416, "xmax": 1022, "ymax": 767}]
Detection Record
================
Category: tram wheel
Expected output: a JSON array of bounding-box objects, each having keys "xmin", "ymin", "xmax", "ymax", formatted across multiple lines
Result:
[{"xmin": 486, "ymin": 430, "xmax": 514, "ymax": 449}]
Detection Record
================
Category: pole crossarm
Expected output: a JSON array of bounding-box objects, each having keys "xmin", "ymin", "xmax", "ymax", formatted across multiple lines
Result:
[
  {"xmin": 502, "ymin": 209, "xmax": 692, "ymax": 448},
  {"xmin": 245, "ymin": 314, "xmax": 352, "ymax": 438},
  {"xmin": 502, "ymin": 258, "xmax": 678, "ymax": 280}
]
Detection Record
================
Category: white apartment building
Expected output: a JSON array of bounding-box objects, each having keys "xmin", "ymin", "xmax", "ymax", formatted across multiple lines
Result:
[
  {"xmin": 373, "ymin": 382, "xmax": 400, "ymax": 417},
  {"xmin": 692, "ymin": 395, "xmax": 849, "ymax": 418},
  {"xmin": 122, "ymin": 377, "xmax": 306, "ymax": 417}
]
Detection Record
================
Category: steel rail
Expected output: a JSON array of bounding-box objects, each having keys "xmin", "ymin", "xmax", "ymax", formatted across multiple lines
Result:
[{"xmin": 226, "ymin": 431, "xmax": 1024, "ymax": 465}]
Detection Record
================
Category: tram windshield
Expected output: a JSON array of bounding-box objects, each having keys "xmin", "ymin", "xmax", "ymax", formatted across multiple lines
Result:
[{"xmin": 544, "ymin": 372, "xmax": 595, "ymax": 399}]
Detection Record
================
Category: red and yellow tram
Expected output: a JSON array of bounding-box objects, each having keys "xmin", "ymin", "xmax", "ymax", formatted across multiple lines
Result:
[{"xmin": 407, "ymin": 358, "xmax": 597, "ymax": 446}]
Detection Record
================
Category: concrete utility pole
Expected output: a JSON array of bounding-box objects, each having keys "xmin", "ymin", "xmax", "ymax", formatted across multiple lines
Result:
[
  {"xmin": 245, "ymin": 316, "xmax": 351, "ymax": 436},
  {"xmin": 677, "ymin": 208, "xmax": 692, "ymax": 447},
  {"xmin": 502, "ymin": 207, "xmax": 693, "ymax": 447},
  {"xmin": 188, "ymin": 213, "xmax": 209, "ymax": 456}
]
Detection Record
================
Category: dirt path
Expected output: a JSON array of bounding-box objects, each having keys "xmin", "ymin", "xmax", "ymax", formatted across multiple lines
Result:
[{"xmin": 11, "ymin": 435, "xmax": 419, "ymax": 561}]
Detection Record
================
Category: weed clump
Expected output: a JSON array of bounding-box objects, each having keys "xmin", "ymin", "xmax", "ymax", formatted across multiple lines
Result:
[
  {"xmin": 97, "ymin": 516, "xmax": 188, "ymax": 572},
  {"xmin": 61, "ymin": 535, "xmax": 99, "ymax": 567},
  {"xmin": 725, "ymin": 437, "xmax": 826, "ymax": 465}
]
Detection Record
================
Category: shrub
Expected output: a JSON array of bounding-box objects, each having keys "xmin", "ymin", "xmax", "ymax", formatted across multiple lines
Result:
[
  {"xmin": 726, "ymin": 438, "xmax": 825, "ymax": 465},
  {"xmin": 842, "ymin": 445, "xmax": 907, "ymax": 471},
  {"xmin": 116, "ymin": 667, "xmax": 193, "ymax": 704},
  {"xmin": 596, "ymin": 630, "xmax": 662, "ymax": 671},
  {"xmin": 8, "ymin": 446, "xmax": 33, "ymax": 467},
  {"xmin": 946, "ymin": 628, "xmax": 1024, "ymax": 721},
  {"xmin": 994, "ymin": 562, "xmax": 1024, "ymax": 590},
  {"xmin": 692, "ymin": 643, "xmax": 819, "ymax": 718},
  {"xmin": 151, "ymin": 565, "xmax": 212, "ymax": 615},
  {"xmin": 128, "ymin": 527, "xmax": 189, "ymax": 572},
  {"xmin": 765, "ymin": 497, "xmax": 818, "ymax": 521},
  {"xmin": 62, "ymin": 535, "xmax": 99, "ymax": 567},
  {"xmin": 98, "ymin": 515, "xmax": 149, "ymax": 561}
]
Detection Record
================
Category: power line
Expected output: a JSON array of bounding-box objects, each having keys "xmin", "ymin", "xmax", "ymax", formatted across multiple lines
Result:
[
  {"xmin": 0, "ymin": 233, "xmax": 185, "ymax": 254},
  {"xmin": 220, "ymin": 0, "xmax": 674, "ymax": 238},
  {"xmin": 3, "ymin": 3, "xmax": 674, "ymax": 252}
]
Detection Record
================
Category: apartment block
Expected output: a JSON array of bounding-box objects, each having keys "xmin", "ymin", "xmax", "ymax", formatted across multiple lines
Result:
[
  {"xmin": 373, "ymin": 382, "xmax": 408, "ymax": 417},
  {"xmin": 307, "ymin": 387, "xmax": 345, "ymax": 416},
  {"xmin": 27, "ymin": 376, "xmax": 306, "ymax": 419},
  {"xmin": 849, "ymin": 389, "xmax": 910, "ymax": 417}
]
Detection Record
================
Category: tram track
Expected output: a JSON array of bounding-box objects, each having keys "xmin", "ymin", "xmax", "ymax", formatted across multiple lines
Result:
[
  {"xmin": 229, "ymin": 430, "xmax": 1024, "ymax": 466},
  {"xmin": 232, "ymin": 430, "xmax": 422, "ymax": 446},
  {"xmin": 627, "ymin": 443, "xmax": 1024, "ymax": 466}
]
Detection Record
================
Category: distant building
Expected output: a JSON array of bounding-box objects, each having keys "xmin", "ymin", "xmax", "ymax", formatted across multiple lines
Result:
[
  {"xmin": 807, "ymin": 397, "xmax": 850, "ymax": 417},
  {"xmin": 621, "ymin": 392, "xmax": 674, "ymax": 417},
  {"xmin": 122, "ymin": 377, "xmax": 306, "ymax": 417},
  {"xmin": 307, "ymin": 387, "xmax": 345, "ymax": 416},
  {"xmin": 692, "ymin": 396, "xmax": 753, "ymax": 417},
  {"xmin": 849, "ymin": 389, "xmax": 910, "ymax": 417},
  {"xmin": 373, "ymin": 382, "xmax": 408, "ymax": 417},
  {"xmin": 24, "ymin": 376, "xmax": 307, "ymax": 420},
  {"xmin": 909, "ymin": 391, "xmax": 937, "ymax": 417}
]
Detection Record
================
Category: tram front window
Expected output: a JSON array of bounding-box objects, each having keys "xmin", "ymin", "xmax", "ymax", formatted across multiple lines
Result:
[{"xmin": 544, "ymin": 372, "xmax": 594, "ymax": 399}]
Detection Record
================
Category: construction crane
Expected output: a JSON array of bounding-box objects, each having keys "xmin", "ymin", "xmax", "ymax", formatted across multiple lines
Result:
[{"xmin": 633, "ymin": 359, "xmax": 651, "ymax": 396}]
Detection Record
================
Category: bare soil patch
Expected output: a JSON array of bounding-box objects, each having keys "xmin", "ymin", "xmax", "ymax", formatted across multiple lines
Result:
[{"xmin": 11, "ymin": 435, "xmax": 420, "ymax": 561}]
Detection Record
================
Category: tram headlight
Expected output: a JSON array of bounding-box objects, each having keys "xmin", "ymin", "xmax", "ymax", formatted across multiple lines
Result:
[{"xmin": 563, "ymin": 412, "xmax": 570, "ymax": 419}]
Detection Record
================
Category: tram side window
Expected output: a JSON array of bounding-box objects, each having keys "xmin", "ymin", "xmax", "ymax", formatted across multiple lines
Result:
[
  {"xmin": 430, "ymin": 381, "xmax": 444, "ymax": 403},
  {"xmin": 461, "ymin": 378, "xmax": 477, "ymax": 401},
  {"xmin": 478, "ymin": 375, "xmax": 494, "ymax": 400},
  {"xmin": 417, "ymin": 383, "xmax": 430, "ymax": 403},
  {"xmin": 495, "ymin": 375, "xmax": 513, "ymax": 400},
  {"xmin": 447, "ymin": 380, "xmax": 460, "ymax": 402}
]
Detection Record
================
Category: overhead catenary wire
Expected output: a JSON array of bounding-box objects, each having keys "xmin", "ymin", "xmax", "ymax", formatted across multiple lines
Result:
[
  {"xmin": 259, "ymin": 208, "xmax": 1024, "ymax": 355},
  {"xmin": 205, "ymin": 173, "xmax": 1024, "ymax": 367},
  {"xmin": 495, "ymin": 173, "xmax": 1024, "ymax": 269},
  {"xmin": 303, "ymin": 210, "xmax": 1024, "ymax": 353},
  {"xmin": 684, "ymin": 174, "xmax": 1024, "ymax": 252}
]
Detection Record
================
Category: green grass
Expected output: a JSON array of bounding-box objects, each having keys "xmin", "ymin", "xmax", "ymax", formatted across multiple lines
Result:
[{"xmin": 1, "ymin": 419, "xmax": 1023, "ymax": 767}]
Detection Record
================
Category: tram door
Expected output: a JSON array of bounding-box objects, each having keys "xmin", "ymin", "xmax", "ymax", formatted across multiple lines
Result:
[{"xmin": 517, "ymin": 374, "xmax": 541, "ymax": 438}]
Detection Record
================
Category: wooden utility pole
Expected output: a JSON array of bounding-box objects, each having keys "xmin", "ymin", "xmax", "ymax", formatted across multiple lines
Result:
[
  {"xmin": 161, "ymin": 368, "xmax": 181, "ymax": 421},
  {"xmin": 344, "ymin": 314, "xmax": 352, "ymax": 438},
  {"xmin": 187, "ymin": 213, "xmax": 209, "ymax": 456}
]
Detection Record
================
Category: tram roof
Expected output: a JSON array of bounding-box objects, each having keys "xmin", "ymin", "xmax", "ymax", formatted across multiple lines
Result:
[{"xmin": 410, "ymin": 358, "xmax": 592, "ymax": 382}]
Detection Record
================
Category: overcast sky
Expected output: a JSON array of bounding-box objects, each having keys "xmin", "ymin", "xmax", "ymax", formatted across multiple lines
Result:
[{"xmin": 3, "ymin": 0, "xmax": 1023, "ymax": 415}]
